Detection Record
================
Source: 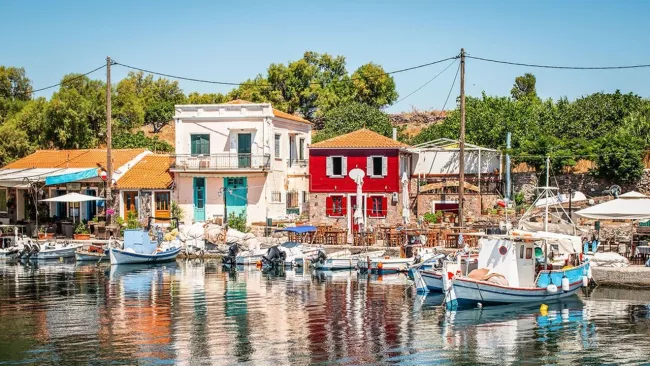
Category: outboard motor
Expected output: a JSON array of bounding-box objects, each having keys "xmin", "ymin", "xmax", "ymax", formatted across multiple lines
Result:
[
  {"xmin": 30, "ymin": 242, "xmax": 40, "ymax": 256},
  {"xmin": 262, "ymin": 245, "xmax": 286, "ymax": 267},
  {"xmin": 19, "ymin": 242, "xmax": 32, "ymax": 258},
  {"xmin": 222, "ymin": 243, "xmax": 239, "ymax": 266},
  {"xmin": 314, "ymin": 250, "xmax": 327, "ymax": 265}
]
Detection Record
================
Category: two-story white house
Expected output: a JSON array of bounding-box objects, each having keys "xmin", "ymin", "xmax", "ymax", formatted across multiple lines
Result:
[{"xmin": 172, "ymin": 100, "xmax": 311, "ymax": 225}]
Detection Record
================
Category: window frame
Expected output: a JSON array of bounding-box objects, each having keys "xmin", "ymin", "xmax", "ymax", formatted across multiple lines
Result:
[
  {"xmin": 368, "ymin": 195, "xmax": 386, "ymax": 218},
  {"xmin": 271, "ymin": 191, "xmax": 282, "ymax": 203},
  {"xmin": 298, "ymin": 138, "xmax": 305, "ymax": 160},
  {"xmin": 371, "ymin": 156, "xmax": 383, "ymax": 177},
  {"xmin": 190, "ymin": 134, "xmax": 210, "ymax": 155},
  {"xmin": 332, "ymin": 156, "xmax": 343, "ymax": 177},
  {"xmin": 274, "ymin": 134, "xmax": 281, "ymax": 158},
  {"xmin": 328, "ymin": 195, "xmax": 345, "ymax": 217}
]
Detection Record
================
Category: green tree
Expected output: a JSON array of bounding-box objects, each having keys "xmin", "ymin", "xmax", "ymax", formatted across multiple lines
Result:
[
  {"xmin": 313, "ymin": 102, "xmax": 395, "ymax": 143},
  {"xmin": 510, "ymin": 73, "xmax": 538, "ymax": 101},
  {"xmin": 143, "ymin": 77, "xmax": 186, "ymax": 133},
  {"xmin": 44, "ymin": 74, "xmax": 106, "ymax": 149},
  {"xmin": 351, "ymin": 63, "xmax": 398, "ymax": 107},
  {"xmin": 113, "ymin": 131, "xmax": 173, "ymax": 152},
  {"xmin": 187, "ymin": 92, "xmax": 227, "ymax": 104},
  {"xmin": 593, "ymin": 131, "xmax": 645, "ymax": 183},
  {"xmin": 0, "ymin": 66, "xmax": 33, "ymax": 123}
]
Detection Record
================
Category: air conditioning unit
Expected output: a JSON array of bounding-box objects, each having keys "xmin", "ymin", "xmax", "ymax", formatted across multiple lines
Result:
[
  {"xmin": 198, "ymin": 156, "xmax": 210, "ymax": 168},
  {"xmin": 392, "ymin": 192, "xmax": 399, "ymax": 203}
]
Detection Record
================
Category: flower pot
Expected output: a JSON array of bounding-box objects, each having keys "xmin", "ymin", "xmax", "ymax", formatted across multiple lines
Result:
[
  {"xmin": 74, "ymin": 233, "xmax": 91, "ymax": 240},
  {"xmin": 38, "ymin": 233, "xmax": 55, "ymax": 240}
]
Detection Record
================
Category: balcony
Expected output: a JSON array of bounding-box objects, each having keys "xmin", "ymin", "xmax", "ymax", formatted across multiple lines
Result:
[
  {"xmin": 286, "ymin": 159, "xmax": 308, "ymax": 168},
  {"xmin": 172, "ymin": 154, "xmax": 271, "ymax": 171}
]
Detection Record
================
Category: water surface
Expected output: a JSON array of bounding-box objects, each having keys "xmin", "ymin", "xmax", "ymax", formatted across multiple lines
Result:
[{"xmin": 0, "ymin": 260, "xmax": 649, "ymax": 365}]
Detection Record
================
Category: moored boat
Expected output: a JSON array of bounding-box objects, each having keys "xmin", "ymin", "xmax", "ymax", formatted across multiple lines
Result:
[
  {"xmin": 313, "ymin": 250, "xmax": 384, "ymax": 270},
  {"xmin": 110, "ymin": 227, "xmax": 181, "ymax": 266}
]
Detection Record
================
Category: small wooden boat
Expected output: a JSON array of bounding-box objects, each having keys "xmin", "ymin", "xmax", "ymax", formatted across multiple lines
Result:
[
  {"xmin": 110, "ymin": 229, "xmax": 181, "ymax": 266},
  {"xmin": 313, "ymin": 250, "xmax": 384, "ymax": 271},
  {"xmin": 75, "ymin": 243, "xmax": 108, "ymax": 261}
]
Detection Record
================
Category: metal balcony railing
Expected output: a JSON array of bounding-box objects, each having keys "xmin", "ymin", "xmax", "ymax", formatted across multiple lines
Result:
[{"xmin": 172, "ymin": 154, "xmax": 271, "ymax": 170}]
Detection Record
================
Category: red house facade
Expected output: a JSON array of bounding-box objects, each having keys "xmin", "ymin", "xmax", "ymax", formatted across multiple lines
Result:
[{"xmin": 308, "ymin": 129, "xmax": 412, "ymax": 234}]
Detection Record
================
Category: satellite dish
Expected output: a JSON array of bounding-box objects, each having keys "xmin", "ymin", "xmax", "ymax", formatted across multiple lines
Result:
[{"xmin": 348, "ymin": 168, "xmax": 365, "ymax": 181}]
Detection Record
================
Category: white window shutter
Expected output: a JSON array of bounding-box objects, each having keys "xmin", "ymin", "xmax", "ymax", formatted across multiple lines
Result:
[
  {"xmin": 367, "ymin": 156, "xmax": 373, "ymax": 176},
  {"xmin": 342, "ymin": 157, "xmax": 348, "ymax": 176},
  {"xmin": 382, "ymin": 156, "xmax": 388, "ymax": 176},
  {"xmin": 326, "ymin": 157, "xmax": 333, "ymax": 176}
]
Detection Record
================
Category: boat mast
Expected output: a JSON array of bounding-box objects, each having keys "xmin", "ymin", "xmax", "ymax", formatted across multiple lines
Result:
[{"xmin": 544, "ymin": 156, "xmax": 550, "ymax": 270}]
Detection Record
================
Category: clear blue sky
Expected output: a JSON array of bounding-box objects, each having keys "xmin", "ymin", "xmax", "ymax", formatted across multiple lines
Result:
[{"xmin": 3, "ymin": 0, "xmax": 650, "ymax": 113}]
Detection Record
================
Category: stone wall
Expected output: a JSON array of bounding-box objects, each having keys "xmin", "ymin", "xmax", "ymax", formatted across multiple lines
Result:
[
  {"xmin": 308, "ymin": 192, "xmax": 407, "ymax": 229},
  {"xmin": 512, "ymin": 170, "xmax": 650, "ymax": 203}
]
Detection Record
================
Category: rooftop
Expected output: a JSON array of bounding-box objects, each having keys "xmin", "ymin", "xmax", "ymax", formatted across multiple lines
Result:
[
  {"xmin": 2, "ymin": 149, "xmax": 147, "ymax": 170},
  {"xmin": 309, "ymin": 128, "xmax": 409, "ymax": 149},
  {"xmin": 226, "ymin": 99, "xmax": 311, "ymax": 125},
  {"xmin": 117, "ymin": 155, "xmax": 174, "ymax": 190}
]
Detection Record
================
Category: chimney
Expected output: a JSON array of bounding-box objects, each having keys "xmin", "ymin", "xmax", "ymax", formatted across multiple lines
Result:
[{"xmin": 392, "ymin": 128, "xmax": 397, "ymax": 141}]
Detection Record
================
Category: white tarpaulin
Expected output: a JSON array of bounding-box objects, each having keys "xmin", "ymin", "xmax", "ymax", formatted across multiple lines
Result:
[
  {"xmin": 354, "ymin": 174, "xmax": 364, "ymax": 227},
  {"xmin": 401, "ymin": 172, "xmax": 410, "ymax": 224},
  {"xmin": 41, "ymin": 192, "xmax": 104, "ymax": 203},
  {"xmin": 575, "ymin": 191, "xmax": 650, "ymax": 220},
  {"xmin": 535, "ymin": 191, "xmax": 587, "ymax": 207}
]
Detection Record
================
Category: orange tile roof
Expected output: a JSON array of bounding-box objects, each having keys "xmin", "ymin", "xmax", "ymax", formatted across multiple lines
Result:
[
  {"xmin": 226, "ymin": 99, "xmax": 311, "ymax": 125},
  {"xmin": 309, "ymin": 129, "xmax": 409, "ymax": 149},
  {"xmin": 117, "ymin": 155, "xmax": 174, "ymax": 189},
  {"xmin": 3, "ymin": 149, "xmax": 147, "ymax": 169}
]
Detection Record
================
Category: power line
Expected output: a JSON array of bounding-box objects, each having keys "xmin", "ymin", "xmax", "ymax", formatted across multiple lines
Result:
[
  {"xmin": 28, "ymin": 64, "xmax": 107, "ymax": 95},
  {"xmin": 113, "ymin": 56, "xmax": 460, "ymax": 88},
  {"xmin": 393, "ymin": 60, "xmax": 457, "ymax": 105},
  {"xmin": 441, "ymin": 62, "xmax": 461, "ymax": 111},
  {"xmin": 467, "ymin": 55, "xmax": 650, "ymax": 70}
]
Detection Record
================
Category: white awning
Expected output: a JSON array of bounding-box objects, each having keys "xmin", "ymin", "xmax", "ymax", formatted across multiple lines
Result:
[
  {"xmin": 575, "ymin": 191, "xmax": 650, "ymax": 220},
  {"xmin": 41, "ymin": 192, "xmax": 104, "ymax": 203}
]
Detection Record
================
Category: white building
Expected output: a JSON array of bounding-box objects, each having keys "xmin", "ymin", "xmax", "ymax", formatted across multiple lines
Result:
[{"xmin": 172, "ymin": 100, "xmax": 311, "ymax": 225}]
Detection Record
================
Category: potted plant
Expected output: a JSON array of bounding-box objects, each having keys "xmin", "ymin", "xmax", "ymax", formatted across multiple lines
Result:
[
  {"xmin": 74, "ymin": 222, "xmax": 91, "ymax": 240},
  {"xmin": 38, "ymin": 226, "xmax": 55, "ymax": 240}
]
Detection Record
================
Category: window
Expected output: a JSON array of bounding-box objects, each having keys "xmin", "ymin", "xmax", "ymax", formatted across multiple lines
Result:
[
  {"xmin": 275, "ymin": 134, "xmax": 281, "ymax": 157},
  {"xmin": 271, "ymin": 191, "xmax": 282, "ymax": 203},
  {"xmin": 327, "ymin": 156, "xmax": 346, "ymax": 177},
  {"xmin": 302, "ymin": 191, "xmax": 309, "ymax": 203},
  {"xmin": 368, "ymin": 196, "xmax": 387, "ymax": 217},
  {"xmin": 299, "ymin": 138, "xmax": 305, "ymax": 160},
  {"xmin": 326, "ymin": 195, "xmax": 346, "ymax": 217},
  {"xmin": 191, "ymin": 134, "xmax": 210, "ymax": 155},
  {"xmin": 155, "ymin": 192, "xmax": 171, "ymax": 219},
  {"xmin": 227, "ymin": 178, "xmax": 244, "ymax": 186},
  {"xmin": 520, "ymin": 245, "xmax": 524, "ymax": 259},
  {"xmin": 526, "ymin": 247, "xmax": 533, "ymax": 260},
  {"xmin": 0, "ymin": 189, "xmax": 6, "ymax": 212},
  {"xmin": 367, "ymin": 156, "xmax": 387, "ymax": 177},
  {"xmin": 286, "ymin": 191, "xmax": 299, "ymax": 208}
]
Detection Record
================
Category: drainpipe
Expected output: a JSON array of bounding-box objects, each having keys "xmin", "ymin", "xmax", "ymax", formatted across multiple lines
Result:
[{"xmin": 392, "ymin": 128, "xmax": 397, "ymax": 141}]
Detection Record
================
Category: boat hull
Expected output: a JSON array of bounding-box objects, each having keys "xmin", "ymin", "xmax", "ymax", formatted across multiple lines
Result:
[
  {"xmin": 449, "ymin": 277, "xmax": 584, "ymax": 307},
  {"xmin": 109, "ymin": 247, "xmax": 181, "ymax": 265},
  {"xmin": 23, "ymin": 246, "xmax": 79, "ymax": 260},
  {"xmin": 236, "ymin": 253, "xmax": 264, "ymax": 265},
  {"xmin": 420, "ymin": 270, "xmax": 444, "ymax": 292},
  {"xmin": 358, "ymin": 258, "xmax": 412, "ymax": 274},
  {"xmin": 314, "ymin": 257, "xmax": 358, "ymax": 270}
]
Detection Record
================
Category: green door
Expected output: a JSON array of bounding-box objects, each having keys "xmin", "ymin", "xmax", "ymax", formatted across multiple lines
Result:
[
  {"xmin": 237, "ymin": 133, "xmax": 251, "ymax": 168},
  {"xmin": 225, "ymin": 177, "xmax": 247, "ymax": 220},
  {"xmin": 193, "ymin": 177, "xmax": 206, "ymax": 221}
]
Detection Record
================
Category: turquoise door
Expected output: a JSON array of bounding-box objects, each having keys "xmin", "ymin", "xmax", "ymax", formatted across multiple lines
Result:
[
  {"xmin": 237, "ymin": 134, "xmax": 251, "ymax": 168},
  {"xmin": 224, "ymin": 177, "xmax": 247, "ymax": 220},
  {"xmin": 193, "ymin": 177, "xmax": 206, "ymax": 222}
]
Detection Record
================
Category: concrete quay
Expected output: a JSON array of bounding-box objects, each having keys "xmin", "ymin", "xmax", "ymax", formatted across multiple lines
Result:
[{"xmin": 592, "ymin": 266, "xmax": 650, "ymax": 288}]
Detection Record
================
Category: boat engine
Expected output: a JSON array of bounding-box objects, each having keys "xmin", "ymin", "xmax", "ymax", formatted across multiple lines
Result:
[
  {"xmin": 19, "ymin": 242, "xmax": 32, "ymax": 258},
  {"xmin": 29, "ymin": 242, "xmax": 41, "ymax": 256},
  {"xmin": 262, "ymin": 245, "xmax": 286, "ymax": 267},
  {"xmin": 314, "ymin": 250, "xmax": 327, "ymax": 265},
  {"xmin": 222, "ymin": 243, "xmax": 239, "ymax": 266}
]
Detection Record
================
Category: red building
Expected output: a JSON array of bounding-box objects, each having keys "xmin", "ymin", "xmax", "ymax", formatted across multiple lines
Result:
[{"xmin": 308, "ymin": 129, "xmax": 412, "ymax": 235}]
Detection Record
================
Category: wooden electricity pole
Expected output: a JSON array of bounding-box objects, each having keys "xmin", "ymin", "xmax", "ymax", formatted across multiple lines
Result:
[
  {"xmin": 106, "ymin": 57, "xmax": 113, "ymax": 219},
  {"xmin": 458, "ymin": 48, "xmax": 466, "ymax": 229}
]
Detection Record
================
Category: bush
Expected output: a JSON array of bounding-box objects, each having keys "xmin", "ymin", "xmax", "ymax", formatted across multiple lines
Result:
[
  {"xmin": 170, "ymin": 201, "xmax": 183, "ymax": 229},
  {"xmin": 74, "ymin": 222, "xmax": 89, "ymax": 234},
  {"xmin": 113, "ymin": 130, "xmax": 173, "ymax": 152},
  {"xmin": 227, "ymin": 212, "xmax": 250, "ymax": 233},
  {"xmin": 423, "ymin": 211, "xmax": 444, "ymax": 224}
]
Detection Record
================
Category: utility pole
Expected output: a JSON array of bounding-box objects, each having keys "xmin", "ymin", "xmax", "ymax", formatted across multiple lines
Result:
[
  {"xmin": 458, "ymin": 48, "xmax": 466, "ymax": 229},
  {"xmin": 106, "ymin": 57, "xmax": 113, "ymax": 222}
]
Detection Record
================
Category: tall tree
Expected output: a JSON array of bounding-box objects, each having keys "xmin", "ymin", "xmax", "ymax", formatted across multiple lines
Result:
[
  {"xmin": 510, "ymin": 73, "xmax": 538, "ymax": 101},
  {"xmin": 313, "ymin": 102, "xmax": 397, "ymax": 143},
  {"xmin": 187, "ymin": 92, "xmax": 227, "ymax": 104},
  {"xmin": 0, "ymin": 66, "xmax": 33, "ymax": 123}
]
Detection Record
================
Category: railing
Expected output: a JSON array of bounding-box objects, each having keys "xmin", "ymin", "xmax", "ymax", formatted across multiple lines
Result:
[
  {"xmin": 418, "ymin": 177, "xmax": 503, "ymax": 195},
  {"xmin": 172, "ymin": 154, "xmax": 271, "ymax": 170},
  {"xmin": 287, "ymin": 159, "xmax": 308, "ymax": 168}
]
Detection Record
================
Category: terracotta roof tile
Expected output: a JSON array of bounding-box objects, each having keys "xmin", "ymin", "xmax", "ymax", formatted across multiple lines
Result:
[
  {"xmin": 117, "ymin": 155, "xmax": 174, "ymax": 189},
  {"xmin": 226, "ymin": 99, "xmax": 311, "ymax": 124},
  {"xmin": 309, "ymin": 129, "xmax": 409, "ymax": 149},
  {"xmin": 3, "ymin": 149, "xmax": 147, "ymax": 169}
]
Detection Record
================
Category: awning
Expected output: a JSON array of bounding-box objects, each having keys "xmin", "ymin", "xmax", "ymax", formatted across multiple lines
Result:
[
  {"xmin": 45, "ymin": 168, "xmax": 99, "ymax": 185},
  {"xmin": 575, "ymin": 191, "xmax": 650, "ymax": 220},
  {"xmin": 0, "ymin": 168, "xmax": 97, "ymax": 188},
  {"xmin": 419, "ymin": 181, "xmax": 480, "ymax": 193},
  {"xmin": 275, "ymin": 226, "xmax": 317, "ymax": 234},
  {"xmin": 41, "ymin": 192, "xmax": 105, "ymax": 203}
]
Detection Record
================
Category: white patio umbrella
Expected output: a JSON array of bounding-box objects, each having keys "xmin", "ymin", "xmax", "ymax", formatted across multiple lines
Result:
[
  {"xmin": 353, "ymin": 174, "xmax": 365, "ymax": 229},
  {"xmin": 574, "ymin": 191, "xmax": 650, "ymax": 220},
  {"xmin": 41, "ymin": 192, "xmax": 105, "ymax": 224},
  {"xmin": 401, "ymin": 172, "xmax": 410, "ymax": 224}
]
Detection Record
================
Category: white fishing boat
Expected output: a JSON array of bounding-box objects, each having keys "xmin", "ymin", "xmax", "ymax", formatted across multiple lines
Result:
[
  {"xmin": 312, "ymin": 250, "xmax": 385, "ymax": 270},
  {"xmin": 16, "ymin": 241, "xmax": 81, "ymax": 260},
  {"xmin": 443, "ymin": 159, "xmax": 591, "ymax": 309},
  {"xmin": 110, "ymin": 228, "xmax": 181, "ymax": 265},
  {"xmin": 413, "ymin": 251, "xmax": 479, "ymax": 292},
  {"xmin": 358, "ymin": 247, "xmax": 439, "ymax": 274}
]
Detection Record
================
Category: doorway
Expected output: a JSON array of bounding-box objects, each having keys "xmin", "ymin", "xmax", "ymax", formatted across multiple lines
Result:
[
  {"xmin": 193, "ymin": 177, "xmax": 206, "ymax": 222},
  {"xmin": 123, "ymin": 191, "xmax": 138, "ymax": 219},
  {"xmin": 237, "ymin": 133, "xmax": 251, "ymax": 168},
  {"xmin": 224, "ymin": 177, "xmax": 247, "ymax": 220}
]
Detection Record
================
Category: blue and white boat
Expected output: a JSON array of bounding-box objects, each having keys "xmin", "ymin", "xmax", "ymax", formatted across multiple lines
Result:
[
  {"xmin": 109, "ymin": 229, "xmax": 181, "ymax": 265},
  {"xmin": 442, "ymin": 232, "xmax": 591, "ymax": 309}
]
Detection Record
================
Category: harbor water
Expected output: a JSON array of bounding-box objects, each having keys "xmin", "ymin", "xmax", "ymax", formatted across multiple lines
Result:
[{"xmin": 0, "ymin": 260, "xmax": 649, "ymax": 365}]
